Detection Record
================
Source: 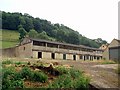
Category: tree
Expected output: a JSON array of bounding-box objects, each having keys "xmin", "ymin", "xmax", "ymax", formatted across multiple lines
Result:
[
  {"xmin": 24, "ymin": 17, "xmax": 34, "ymax": 32},
  {"xmin": 18, "ymin": 27, "xmax": 27, "ymax": 40},
  {"xmin": 37, "ymin": 31, "xmax": 50, "ymax": 40},
  {"xmin": 28, "ymin": 29, "xmax": 38, "ymax": 38}
]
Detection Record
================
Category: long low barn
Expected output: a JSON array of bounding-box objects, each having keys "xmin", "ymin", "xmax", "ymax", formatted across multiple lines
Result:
[{"xmin": 2, "ymin": 37, "xmax": 103, "ymax": 60}]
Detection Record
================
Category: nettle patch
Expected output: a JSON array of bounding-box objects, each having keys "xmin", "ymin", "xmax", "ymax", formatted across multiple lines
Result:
[{"xmin": 2, "ymin": 60, "xmax": 90, "ymax": 89}]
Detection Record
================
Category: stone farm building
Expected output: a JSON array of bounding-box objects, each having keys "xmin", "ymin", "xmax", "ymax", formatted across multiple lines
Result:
[
  {"xmin": 103, "ymin": 39, "xmax": 120, "ymax": 61},
  {"xmin": 2, "ymin": 37, "xmax": 103, "ymax": 60}
]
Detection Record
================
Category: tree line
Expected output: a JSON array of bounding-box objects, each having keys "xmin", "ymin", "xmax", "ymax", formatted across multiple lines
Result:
[{"xmin": 2, "ymin": 11, "xmax": 107, "ymax": 48}]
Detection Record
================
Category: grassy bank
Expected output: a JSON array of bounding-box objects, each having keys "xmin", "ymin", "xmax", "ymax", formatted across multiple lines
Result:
[{"xmin": 0, "ymin": 29, "xmax": 19, "ymax": 49}]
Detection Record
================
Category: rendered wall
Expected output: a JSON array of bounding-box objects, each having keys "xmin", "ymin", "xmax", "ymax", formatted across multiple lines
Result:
[
  {"xmin": 42, "ymin": 52, "xmax": 51, "ymax": 59},
  {"xmin": 66, "ymin": 54, "xmax": 73, "ymax": 60},
  {"xmin": 55, "ymin": 53, "xmax": 63, "ymax": 60}
]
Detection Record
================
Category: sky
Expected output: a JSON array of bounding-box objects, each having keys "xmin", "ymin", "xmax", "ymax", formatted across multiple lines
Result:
[{"xmin": 0, "ymin": 0, "xmax": 119, "ymax": 43}]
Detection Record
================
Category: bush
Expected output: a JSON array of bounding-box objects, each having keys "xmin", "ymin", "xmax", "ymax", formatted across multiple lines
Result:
[
  {"xmin": 56, "ymin": 66, "xmax": 68, "ymax": 74},
  {"xmin": 14, "ymin": 61, "xmax": 22, "ymax": 65},
  {"xmin": 69, "ymin": 68, "xmax": 82, "ymax": 78},
  {"xmin": 20, "ymin": 66, "xmax": 33, "ymax": 79},
  {"xmin": 2, "ymin": 60, "xmax": 13, "ymax": 64},
  {"xmin": 2, "ymin": 67, "xmax": 24, "ymax": 90},
  {"xmin": 49, "ymin": 68, "xmax": 90, "ymax": 89},
  {"xmin": 2, "ymin": 66, "xmax": 15, "ymax": 78},
  {"xmin": 32, "ymin": 71, "xmax": 48, "ymax": 83}
]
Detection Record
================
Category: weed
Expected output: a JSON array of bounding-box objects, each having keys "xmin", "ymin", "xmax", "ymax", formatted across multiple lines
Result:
[
  {"xmin": 101, "ymin": 60, "xmax": 116, "ymax": 64},
  {"xmin": 49, "ymin": 67, "xmax": 89, "ymax": 89},
  {"xmin": 2, "ymin": 60, "xmax": 13, "ymax": 64},
  {"xmin": 20, "ymin": 66, "xmax": 33, "ymax": 79},
  {"xmin": 32, "ymin": 71, "xmax": 48, "ymax": 83}
]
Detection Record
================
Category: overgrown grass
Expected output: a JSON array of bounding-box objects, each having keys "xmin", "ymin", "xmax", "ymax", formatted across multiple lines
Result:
[
  {"xmin": 2, "ymin": 66, "xmax": 48, "ymax": 89},
  {"xmin": 2, "ymin": 62, "xmax": 90, "ymax": 89},
  {"xmin": 0, "ymin": 29, "xmax": 19, "ymax": 49},
  {"xmin": 49, "ymin": 67, "xmax": 90, "ymax": 89},
  {"xmin": 2, "ymin": 66, "xmax": 24, "ymax": 90},
  {"xmin": 101, "ymin": 60, "xmax": 116, "ymax": 64},
  {"xmin": 2, "ymin": 60, "xmax": 13, "ymax": 64}
]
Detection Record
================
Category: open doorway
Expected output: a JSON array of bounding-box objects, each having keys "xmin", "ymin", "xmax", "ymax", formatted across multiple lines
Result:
[
  {"xmin": 63, "ymin": 54, "xmax": 66, "ymax": 60},
  {"xmin": 73, "ymin": 55, "xmax": 76, "ymax": 60},
  {"xmin": 38, "ymin": 52, "xmax": 42, "ymax": 58},
  {"xmin": 51, "ymin": 53, "xmax": 55, "ymax": 59}
]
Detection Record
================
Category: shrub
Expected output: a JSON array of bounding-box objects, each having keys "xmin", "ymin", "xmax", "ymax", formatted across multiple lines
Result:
[
  {"xmin": 2, "ymin": 60, "xmax": 13, "ymax": 64},
  {"xmin": 20, "ymin": 66, "xmax": 33, "ymax": 79},
  {"xmin": 2, "ymin": 66, "xmax": 15, "ymax": 78},
  {"xmin": 49, "ymin": 74, "xmax": 73, "ymax": 88},
  {"xmin": 2, "ymin": 67, "xmax": 24, "ymax": 90},
  {"xmin": 49, "ymin": 68, "xmax": 90, "ymax": 89},
  {"xmin": 56, "ymin": 66, "xmax": 68, "ymax": 74},
  {"xmin": 14, "ymin": 61, "xmax": 22, "ymax": 65},
  {"xmin": 32, "ymin": 71, "xmax": 48, "ymax": 83},
  {"xmin": 69, "ymin": 68, "xmax": 82, "ymax": 78}
]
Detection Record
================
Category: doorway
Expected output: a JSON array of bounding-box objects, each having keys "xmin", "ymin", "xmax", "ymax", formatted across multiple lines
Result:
[
  {"xmin": 38, "ymin": 52, "xmax": 42, "ymax": 58},
  {"xmin": 73, "ymin": 55, "xmax": 76, "ymax": 60},
  {"xmin": 51, "ymin": 53, "xmax": 55, "ymax": 59},
  {"xmin": 63, "ymin": 54, "xmax": 66, "ymax": 60}
]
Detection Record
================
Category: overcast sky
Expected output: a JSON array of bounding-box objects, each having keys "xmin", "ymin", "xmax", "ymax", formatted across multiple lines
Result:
[{"xmin": 0, "ymin": 0, "xmax": 119, "ymax": 43}]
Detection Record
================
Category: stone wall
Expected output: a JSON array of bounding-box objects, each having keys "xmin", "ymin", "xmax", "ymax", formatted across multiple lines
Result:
[
  {"xmin": 2, "ymin": 42, "xmax": 33, "ymax": 58},
  {"xmin": 16, "ymin": 43, "xmax": 32, "ymax": 58},
  {"xmin": 2, "ymin": 47, "xmax": 17, "ymax": 57}
]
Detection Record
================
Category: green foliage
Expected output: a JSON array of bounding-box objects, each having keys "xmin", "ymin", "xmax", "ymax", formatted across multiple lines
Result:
[
  {"xmin": 0, "ymin": 29, "xmax": 19, "ymax": 49},
  {"xmin": 20, "ymin": 66, "xmax": 48, "ymax": 82},
  {"xmin": 14, "ymin": 61, "xmax": 27, "ymax": 65},
  {"xmin": 2, "ymin": 67, "xmax": 24, "ymax": 90},
  {"xmin": 14, "ymin": 61, "xmax": 22, "ymax": 65},
  {"xmin": 18, "ymin": 27, "xmax": 27, "ymax": 40},
  {"xmin": 37, "ymin": 31, "xmax": 51, "ymax": 40},
  {"xmin": 32, "ymin": 71, "xmax": 48, "ymax": 83},
  {"xmin": 2, "ymin": 60, "xmax": 13, "ymax": 64},
  {"xmin": 28, "ymin": 29, "xmax": 38, "ymax": 38},
  {"xmin": 49, "ymin": 67, "xmax": 89, "ymax": 89},
  {"xmin": 55, "ymin": 66, "xmax": 68, "ymax": 74},
  {"xmin": 20, "ymin": 66, "xmax": 33, "ymax": 79},
  {"xmin": 2, "ymin": 11, "xmax": 107, "ymax": 48},
  {"xmin": 101, "ymin": 61, "xmax": 116, "ymax": 64}
]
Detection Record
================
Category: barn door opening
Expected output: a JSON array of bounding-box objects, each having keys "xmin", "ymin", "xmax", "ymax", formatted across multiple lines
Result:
[
  {"xmin": 73, "ymin": 55, "xmax": 76, "ymax": 60},
  {"xmin": 63, "ymin": 54, "xmax": 66, "ymax": 60},
  {"xmin": 51, "ymin": 53, "xmax": 55, "ymax": 59},
  {"xmin": 38, "ymin": 52, "xmax": 42, "ymax": 58}
]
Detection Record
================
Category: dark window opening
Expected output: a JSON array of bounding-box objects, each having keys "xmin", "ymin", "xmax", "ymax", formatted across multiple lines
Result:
[
  {"xmin": 38, "ymin": 52, "xmax": 42, "ymax": 58},
  {"xmin": 63, "ymin": 54, "xmax": 66, "ymax": 60},
  {"xmin": 51, "ymin": 53, "xmax": 55, "ymax": 59}
]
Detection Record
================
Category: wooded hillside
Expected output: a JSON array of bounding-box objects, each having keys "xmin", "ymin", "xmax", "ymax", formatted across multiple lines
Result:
[{"xmin": 2, "ymin": 11, "xmax": 107, "ymax": 48}]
